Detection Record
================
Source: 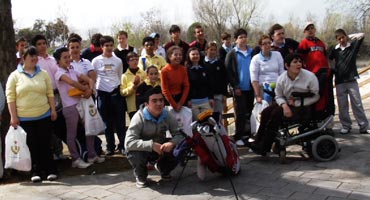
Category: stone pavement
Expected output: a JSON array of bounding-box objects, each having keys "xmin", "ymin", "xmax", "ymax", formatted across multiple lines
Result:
[
  {"xmin": 1, "ymin": 71, "xmax": 370, "ymax": 200},
  {"xmin": 1, "ymin": 130, "xmax": 370, "ymax": 200},
  {"xmin": 1, "ymin": 119, "xmax": 370, "ymax": 200}
]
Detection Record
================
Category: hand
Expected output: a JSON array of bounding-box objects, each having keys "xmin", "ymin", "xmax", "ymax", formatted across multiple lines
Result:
[
  {"xmin": 282, "ymin": 104, "xmax": 293, "ymax": 118},
  {"xmin": 51, "ymin": 110, "xmax": 57, "ymax": 121},
  {"xmin": 256, "ymin": 96, "xmax": 263, "ymax": 103},
  {"xmin": 288, "ymin": 97, "xmax": 295, "ymax": 106},
  {"xmin": 133, "ymin": 75, "xmax": 140, "ymax": 86},
  {"xmin": 82, "ymin": 89, "xmax": 92, "ymax": 99},
  {"xmin": 160, "ymin": 142, "xmax": 176, "ymax": 153},
  {"xmin": 175, "ymin": 102, "xmax": 183, "ymax": 112},
  {"xmin": 10, "ymin": 116, "xmax": 19, "ymax": 128},
  {"xmin": 234, "ymin": 89, "xmax": 241, "ymax": 96},
  {"xmin": 152, "ymin": 142, "xmax": 163, "ymax": 155}
]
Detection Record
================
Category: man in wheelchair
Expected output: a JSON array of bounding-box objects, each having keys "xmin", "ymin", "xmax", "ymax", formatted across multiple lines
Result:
[{"xmin": 248, "ymin": 53, "xmax": 320, "ymax": 156}]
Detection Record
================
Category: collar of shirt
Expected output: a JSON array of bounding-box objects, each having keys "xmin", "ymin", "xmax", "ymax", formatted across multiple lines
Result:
[
  {"xmin": 205, "ymin": 56, "xmax": 218, "ymax": 63},
  {"xmin": 335, "ymin": 42, "xmax": 351, "ymax": 50},
  {"xmin": 17, "ymin": 64, "xmax": 42, "ymax": 78},
  {"xmin": 190, "ymin": 65, "xmax": 203, "ymax": 70},
  {"xmin": 143, "ymin": 107, "xmax": 167, "ymax": 124},
  {"xmin": 259, "ymin": 51, "xmax": 271, "ymax": 61},
  {"xmin": 272, "ymin": 40, "xmax": 286, "ymax": 48},
  {"xmin": 234, "ymin": 46, "xmax": 251, "ymax": 56},
  {"xmin": 222, "ymin": 43, "xmax": 233, "ymax": 52},
  {"xmin": 117, "ymin": 44, "xmax": 130, "ymax": 51},
  {"xmin": 37, "ymin": 55, "xmax": 53, "ymax": 61}
]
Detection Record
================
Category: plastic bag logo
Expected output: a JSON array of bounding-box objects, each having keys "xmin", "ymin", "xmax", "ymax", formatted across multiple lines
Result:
[
  {"xmin": 11, "ymin": 140, "xmax": 20, "ymax": 154},
  {"xmin": 89, "ymin": 104, "xmax": 97, "ymax": 117}
]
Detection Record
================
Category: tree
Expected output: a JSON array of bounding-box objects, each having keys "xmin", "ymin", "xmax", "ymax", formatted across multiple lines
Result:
[
  {"xmin": 0, "ymin": 0, "xmax": 16, "ymax": 152},
  {"xmin": 45, "ymin": 18, "xmax": 69, "ymax": 47},
  {"xmin": 192, "ymin": 0, "xmax": 230, "ymax": 41},
  {"xmin": 192, "ymin": 0, "xmax": 261, "ymax": 41},
  {"xmin": 229, "ymin": 0, "xmax": 261, "ymax": 30}
]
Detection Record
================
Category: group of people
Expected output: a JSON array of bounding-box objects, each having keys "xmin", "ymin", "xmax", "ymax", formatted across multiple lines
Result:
[{"xmin": 1, "ymin": 21, "xmax": 368, "ymax": 188}]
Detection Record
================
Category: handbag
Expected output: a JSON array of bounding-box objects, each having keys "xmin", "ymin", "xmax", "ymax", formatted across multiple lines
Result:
[
  {"xmin": 68, "ymin": 87, "xmax": 84, "ymax": 97},
  {"xmin": 250, "ymin": 100, "xmax": 269, "ymax": 135},
  {"xmin": 4, "ymin": 126, "xmax": 31, "ymax": 171},
  {"xmin": 76, "ymin": 97, "xmax": 106, "ymax": 136}
]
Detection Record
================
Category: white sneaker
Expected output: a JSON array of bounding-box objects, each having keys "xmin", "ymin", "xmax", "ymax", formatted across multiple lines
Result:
[
  {"xmin": 236, "ymin": 139, "xmax": 245, "ymax": 146},
  {"xmin": 88, "ymin": 156, "xmax": 105, "ymax": 164},
  {"xmin": 340, "ymin": 128, "xmax": 350, "ymax": 135},
  {"xmin": 47, "ymin": 174, "xmax": 58, "ymax": 181},
  {"xmin": 72, "ymin": 158, "xmax": 92, "ymax": 168}
]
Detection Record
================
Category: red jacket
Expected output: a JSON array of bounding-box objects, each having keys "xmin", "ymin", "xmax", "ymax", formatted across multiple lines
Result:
[{"xmin": 298, "ymin": 37, "xmax": 329, "ymax": 74}]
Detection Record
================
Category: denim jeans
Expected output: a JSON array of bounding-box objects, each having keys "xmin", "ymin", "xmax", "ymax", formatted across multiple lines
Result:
[{"xmin": 97, "ymin": 88, "xmax": 127, "ymax": 152}]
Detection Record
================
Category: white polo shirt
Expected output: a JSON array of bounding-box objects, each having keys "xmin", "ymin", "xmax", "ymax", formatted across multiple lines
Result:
[{"xmin": 71, "ymin": 58, "xmax": 94, "ymax": 75}]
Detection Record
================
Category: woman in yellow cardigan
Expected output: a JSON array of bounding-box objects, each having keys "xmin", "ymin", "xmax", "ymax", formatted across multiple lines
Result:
[
  {"xmin": 6, "ymin": 46, "xmax": 57, "ymax": 183},
  {"xmin": 120, "ymin": 52, "xmax": 146, "ymax": 119}
]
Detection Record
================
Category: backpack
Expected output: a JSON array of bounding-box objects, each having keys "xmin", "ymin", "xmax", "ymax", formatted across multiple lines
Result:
[{"xmin": 185, "ymin": 111, "xmax": 240, "ymax": 176}]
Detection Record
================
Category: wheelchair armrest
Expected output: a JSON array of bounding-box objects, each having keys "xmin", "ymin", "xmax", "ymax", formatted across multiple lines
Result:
[{"xmin": 291, "ymin": 92, "xmax": 314, "ymax": 98}]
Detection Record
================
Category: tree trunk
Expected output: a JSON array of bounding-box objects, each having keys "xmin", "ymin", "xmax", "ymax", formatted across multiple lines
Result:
[{"xmin": 0, "ymin": 0, "xmax": 16, "ymax": 161}]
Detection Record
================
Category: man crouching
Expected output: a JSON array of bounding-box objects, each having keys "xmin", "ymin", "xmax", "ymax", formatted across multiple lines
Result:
[{"xmin": 125, "ymin": 86, "xmax": 183, "ymax": 188}]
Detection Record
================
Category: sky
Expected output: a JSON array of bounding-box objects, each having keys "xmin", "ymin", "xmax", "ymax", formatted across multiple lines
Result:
[{"xmin": 11, "ymin": 0, "xmax": 329, "ymax": 37}]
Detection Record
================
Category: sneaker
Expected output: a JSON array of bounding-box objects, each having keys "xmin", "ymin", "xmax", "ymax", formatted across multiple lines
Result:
[
  {"xmin": 154, "ymin": 163, "xmax": 172, "ymax": 181},
  {"xmin": 340, "ymin": 128, "xmax": 351, "ymax": 135},
  {"xmin": 360, "ymin": 129, "xmax": 370, "ymax": 134},
  {"xmin": 105, "ymin": 150, "xmax": 114, "ymax": 156},
  {"xmin": 72, "ymin": 158, "xmax": 92, "ymax": 168},
  {"xmin": 135, "ymin": 177, "xmax": 149, "ymax": 188},
  {"xmin": 236, "ymin": 139, "xmax": 245, "ymax": 146},
  {"xmin": 47, "ymin": 174, "xmax": 58, "ymax": 181},
  {"xmin": 88, "ymin": 156, "xmax": 105, "ymax": 164},
  {"xmin": 31, "ymin": 175, "xmax": 42, "ymax": 183}
]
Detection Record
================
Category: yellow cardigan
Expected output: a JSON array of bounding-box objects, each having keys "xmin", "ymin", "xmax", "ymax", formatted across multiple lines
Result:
[{"xmin": 120, "ymin": 69, "xmax": 146, "ymax": 113}]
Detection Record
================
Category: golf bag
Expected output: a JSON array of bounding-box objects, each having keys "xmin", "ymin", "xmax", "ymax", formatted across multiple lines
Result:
[{"xmin": 175, "ymin": 111, "xmax": 241, "ymax": 177}]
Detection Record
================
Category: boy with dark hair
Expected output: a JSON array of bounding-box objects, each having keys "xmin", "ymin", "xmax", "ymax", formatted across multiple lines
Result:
[
  {"xmin": 329, "ymin": 29, "xmax": 369, "ymax": 134},
  {"xmin": 268, "ymin": 23, "xmax": 299, "ymax": 59},
  {"xmin": 219, "ymin": 32, "xmax": 232, "ymax": 63},
  {"xmin": 138, "ymin": 37, "xmax": 167, "ymax": 71},
  {"xmin": 189, "ymin": 25, "xmax": 207, "ymax": 56},
  {"xmin": 125, "ymin": 86, "xmax": 183, "ymax": 188},
  {"xmin": 114, "ymin": 30, "xmax": 137, "ymax": 73},
  {"xmin": 249, "ymin": 53, "xmax": 319, "ymax": 155},
  {"xmin": 92, "ymin": 35, "xmax": 127, "ymax": 155},
  {"xmin": 32, "ymin": 34, "xmax": 67, "ymax": 160},
  {"xmin": 16, "ymin": 37, "xmax": 27, "ymax": 64},
  {"xmin": 225, "ymin": 28, "xmax": 254, "ymax": 146},
  {"xmin": 164, "ymin": 24, "xmax": 189, "ymax": 64},
  {"xmin": 81, "ymin": 33, "xmax": 103, "ymax": 62}
]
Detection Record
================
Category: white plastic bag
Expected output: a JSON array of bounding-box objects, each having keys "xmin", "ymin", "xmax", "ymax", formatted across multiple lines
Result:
[
  {"xmin": 4, "ymin": 126, "xmax": 31, "ymax": 171},
  {"xmin": 168, "ymin": 106, "xmax": 193, "ymax": 137},
  {"xmin": 76, "ymin": 97, "xmax": 106, "ymax": 136},
  {"xmin": 250, "ymin": 100, "xmax": 269, "ymax": 135}
]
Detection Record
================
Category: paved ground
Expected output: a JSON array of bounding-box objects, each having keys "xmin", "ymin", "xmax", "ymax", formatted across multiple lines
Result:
[{"xmin": 1, "ymin": 69, "xmax": 370, "ymax": 200}]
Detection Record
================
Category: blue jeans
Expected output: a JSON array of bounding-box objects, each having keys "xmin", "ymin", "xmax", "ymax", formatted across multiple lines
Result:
[{"xmin": 97, "ymin": 88, "xmax": 126, "ymax": 152}]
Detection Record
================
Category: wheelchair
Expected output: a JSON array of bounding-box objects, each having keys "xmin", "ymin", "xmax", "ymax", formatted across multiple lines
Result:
[{"xmin": 272, "ymin": 91, "xmax": 340, "ymax": 163}]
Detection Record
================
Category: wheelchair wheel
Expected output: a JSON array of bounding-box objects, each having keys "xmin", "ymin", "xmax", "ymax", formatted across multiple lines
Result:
[{"xmin": 311, "ymin": 135, "xmax": 339, "ymax": 162}]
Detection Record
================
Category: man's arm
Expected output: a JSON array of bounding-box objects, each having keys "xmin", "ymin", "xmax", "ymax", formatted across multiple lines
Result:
[{"xmin": 125, "ymin": 113, "xmax": 153, "ymax": 152}]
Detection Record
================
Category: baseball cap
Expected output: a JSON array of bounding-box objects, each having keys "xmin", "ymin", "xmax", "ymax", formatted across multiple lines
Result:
[
  {"xmin": 303, "ymin": 22, "xmax": 315, "ymax": 32},
  {"xmin": 149, "ymin": 32, "xmax": 160, "ymax": 38}
]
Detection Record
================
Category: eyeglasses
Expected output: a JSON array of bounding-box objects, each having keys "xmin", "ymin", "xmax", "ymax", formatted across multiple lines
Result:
[
  {"xmin": 144, "ymin": 43, "xmax": 154, "ymax": 47},
  {"xmin": 261, "ymin": 41, "xmax": 272, "ymax": 46}
]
